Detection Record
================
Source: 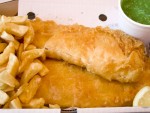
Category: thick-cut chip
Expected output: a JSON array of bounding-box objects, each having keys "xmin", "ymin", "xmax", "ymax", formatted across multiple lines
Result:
[
  {"xmin": 19, "ymin": 75, "xmax": 41, "ymax": 104},
  {"xmin": 36, "ymin": 59, "xmax": 49, "ymax": 76},
  {"xmin": 1, "ymin": 31, "xmax": 20, "ymax": 50},
  {"xmin": 3, "ymin": 84, "xmax": 28, "ymax": 108},
  {"xmin": 24, "ymin": 21, "xmax": 34, "ymax": 49},
  {"xmin": 0, "ymin": 89, "xmax": 9, "ymax": 105},
  {"xmin": 18, "ymin": 57, "xmax": 32, "ymax": 74},
  {"xmin": 5, "ymin": 23, "xmax": 28, "ymax": 37},
  {"xmin": 0, "ymin": 82, "xmax": 14, "ymax": 92},
  {"xmin": 0, "ymin": 83, "xmax": 8, "ymax": 90},
  {"xmin": 2, "ymin": 86, "xmax": 14, "ymax": 92},
  {"xmin": 0, "ymin": 63, "xmax": 7, "ymax": 72},
  {"xmin": 0, "ymin": 43, "xmax": 7, "ymax": 53},
  {"xmin": 6, "ymin": 53, "xmax": 19, "ymax": 77},
  {"xmin": 17, "ymin": 43, "xmax": 24, "ymax": 60},
  {"xmin": 9, "ymin": 98, "xmax": 22, "ymax": 109},
  {"xmin": 15, "ymin": 83, "xmax": 28, "ymax": 97},
  {"xmin": 0, "ymin": 42, "xmax": 15, "ymax": 66},
  {"xmin": 3, "ymin": 83, "xmax": 31, "ymax": 109},
  {"xmin": 7, "ymin": 91, "xmax": 15, "ymax": 98},
  {"xmin": 1, "ymin": 15, "xmax": 27, "ymax": 24},
  {"xmin": 23, "ymin": 98, "xmax": 45, "ymax": 108},
  {"xmin": 25, "ymin": 44, "xmax": 36, "ymax": 50},
  {"xmin": 20, "ymin": 60, "xmax": 43, "ymax": 84},
  {"xmin": 0, "ymin": 70, "xmax": 19, "ymax": 87},
  {"xmin": 3, "ymin": 91, "xmax": 16, "ymax": 108},
  {"xmin": 49, "ymin": 104, "xmax": 60, "ymax": 108},
  {"xmin": 19, "ymin": 49, "xmax": 45, "ymax": 73},
  {"xmin": 21, "ymin": 49, "xmax": 45, "ymax": 61},
  {"xmin": 40, "ymin": 52, "xmax": 46, "ymax": 61}
]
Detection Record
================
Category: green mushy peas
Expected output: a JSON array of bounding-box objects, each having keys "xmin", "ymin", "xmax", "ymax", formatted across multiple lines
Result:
[{"xmin": 121, "ymin": 0, "xmax": 150, "ymax": 25}]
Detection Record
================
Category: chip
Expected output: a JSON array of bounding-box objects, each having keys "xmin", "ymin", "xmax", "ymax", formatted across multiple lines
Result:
[
  {"xmin": 40, "ymin": 52, "xmax": 46, "ymax": 61},
  {"xmin": 15, "ymin": 83, "xmax": 28, "ymax": 97},
  {"xmin": 9, "ymin": 97, "xmax": 22, "ymax": 109},
  {"xmin": 36, "ymin": 59, "xmax": 49, "ymax": 76},
  {"xmin": 0, "ymin": 70, "xmax": 19, "ymax": 87},
  {"xmin": 21, "ymin": 49, "xmax": 45, "ymax": 61},
  {"xmin": 0, "ymin": 89, "xmax": 9, "ymax": 105},
  {"xmin": 23, "ymin": 98, "xmax": 45, "ymax": 108},
  {"xmin": 5, "ymin": 23, "xmax": 28, "ymax": 37},
  {"xmin": 2, "ymin": 90, "xmax": 16, "ymax": 108},
  {"xmin": 6, "ymin": 53, "xmax": 19, "ymax": 77},
  {"xmin": 19, "ymin": 75, "xmax": 41, "ymax": 104},
  {"xmin": 3, "ymin": 84, "xmax": 28, "ymax": 108},
  {"xmin": 0, "ymin": 83, "xmax": 8, "ymax": 90},
  {"xmin": 18, "ymin": 56, "xmax": 32, "ymax": 74},
  {"xmin": 0, "ymin": 42, "xmax": 15, "ymax": 66},
  {"xmin": 2, "ymin": 86, "xmax": 14, "ymax": 92},
  {"xmin": 0, "ymin": 63, "xmax": 7, "ymax": 73},
  {"xmin": 1, "ymin": 15, "xmax": 27, "ymax": 24},
  {"xmin": 25, "ymin": 44, "xmax": 36, "ymax": 50},
  {"xmin": 20, "ymin": 60, "xmax": 43, "ymax": 84},
  {"xmin": 0, "ymin": 31, "xmax": 20, "ymax": 50},
  {"xmin": 24, "ymin": 21, "xmax": 34, "ymax": 49},
  {"xmin": 17, "ymin": 43, "xmax": 24, "ymax": 61},
  {"xmin": 0, "ymin": 43, "xmax": 7, "ymax": 53},
  {"xmin": 19, "ymin": 49, "xmax": 45, "ymax": 73},
  {"xmin": 0, "ymin": 81, "xmax": 14, "ymax": 93},
  {"xmin": 49, "ymin": 104, "xmax": 60, "ymax": 108},
  {"xmin": 7, "ymin": 90, "xmax": 16, "ymax": 98},
  {"xmin": 0, "ymin": 15, "xmax": 52, "ymax": 109}
]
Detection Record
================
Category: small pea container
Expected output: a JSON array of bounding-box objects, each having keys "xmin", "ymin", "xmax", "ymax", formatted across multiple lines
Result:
[{"xmin": 118, "ymin": 0, "xmax": 150, "ymax": 45}]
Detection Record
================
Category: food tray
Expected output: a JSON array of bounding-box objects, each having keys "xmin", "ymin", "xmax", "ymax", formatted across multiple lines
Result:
[{"xmin": 0, "ymin": 0, "xmax": 150, "ymax": 112}]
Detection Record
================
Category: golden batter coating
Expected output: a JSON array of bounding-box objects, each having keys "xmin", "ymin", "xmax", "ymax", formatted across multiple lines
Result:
[
  {"xmin": 45, "ymin": 24, "xmax": 145, "ymax": 83},
  {"xmin": 35, "ymin": 59, "xmax": 150, "ymax": 107},
  {"xmin": 30, "ymin": 19, "xmax": 150, "ymax": 107}
]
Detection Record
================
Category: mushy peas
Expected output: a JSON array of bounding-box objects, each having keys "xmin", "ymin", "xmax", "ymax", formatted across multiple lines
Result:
[{"xmin": 121, "ymin": 0, "xmax": 150, "ymax": 25}]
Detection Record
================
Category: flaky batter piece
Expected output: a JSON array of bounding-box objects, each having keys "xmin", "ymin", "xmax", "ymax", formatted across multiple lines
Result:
[
  {"xmin": 45, "ymin": 25, "xmax": 145, "ymax": 83},
  {"xmin": 35, "ymin": 59, "xmax": 150, "ymax": 107}
]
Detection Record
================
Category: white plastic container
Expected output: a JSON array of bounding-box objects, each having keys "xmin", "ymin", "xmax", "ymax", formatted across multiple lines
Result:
[
  {"xmin": 118, "ymin": 0, "xmax": 150, "ymax": 45},
  {"xmin": 2, "ymin": 0, "xmax": 149, "ymax": 112}
]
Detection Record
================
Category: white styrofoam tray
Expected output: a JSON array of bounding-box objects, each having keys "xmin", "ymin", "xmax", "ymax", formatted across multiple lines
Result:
[
  {"xmin": 18, "ymin": 0, "xmax": 119, "ymax": 29},
  {"xmin": 0, "ymin": 0, "xmax": 12, "ymax": 4},
  {"xmin": 1, "ymin": 107, "xmax": 150, "ymax": 113},
  {"xmin": 1, "ymin": 0, "xmax": 149, "ymax": 112}
]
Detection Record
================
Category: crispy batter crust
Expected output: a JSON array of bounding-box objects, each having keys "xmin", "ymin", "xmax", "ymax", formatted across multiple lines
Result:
[
  {"xmin": 35, "ymin": 59, "xmax": 150, "ymax": 107},
  {"xmin": 45, "ymin": 24, "xmax": 145, "ymax": 82}
]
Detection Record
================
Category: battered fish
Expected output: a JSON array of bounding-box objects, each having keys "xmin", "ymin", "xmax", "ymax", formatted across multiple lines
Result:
[
  {"xmin": 44, "ymin": 24, "xmax": 145, "ymax": 83},
  {"xmin": 35, "ymin": 59, "xmax": 150, "ymax": 107},
  {"xmin": 30, "ymin": 19, "xmax": 150, "ymax": 107}
]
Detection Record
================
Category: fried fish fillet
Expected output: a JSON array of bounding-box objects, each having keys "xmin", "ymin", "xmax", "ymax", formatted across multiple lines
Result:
[
  {"xmin": 44, "ymin": 24, "xmax": 145, "ymax": 83},
  {"xmin": 30, "ymin": 19, "xmax": 150, "ymax": 107},
  {"xmin": 35, "ymin": 59, "xmax": 150, "ymax": 107}
]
